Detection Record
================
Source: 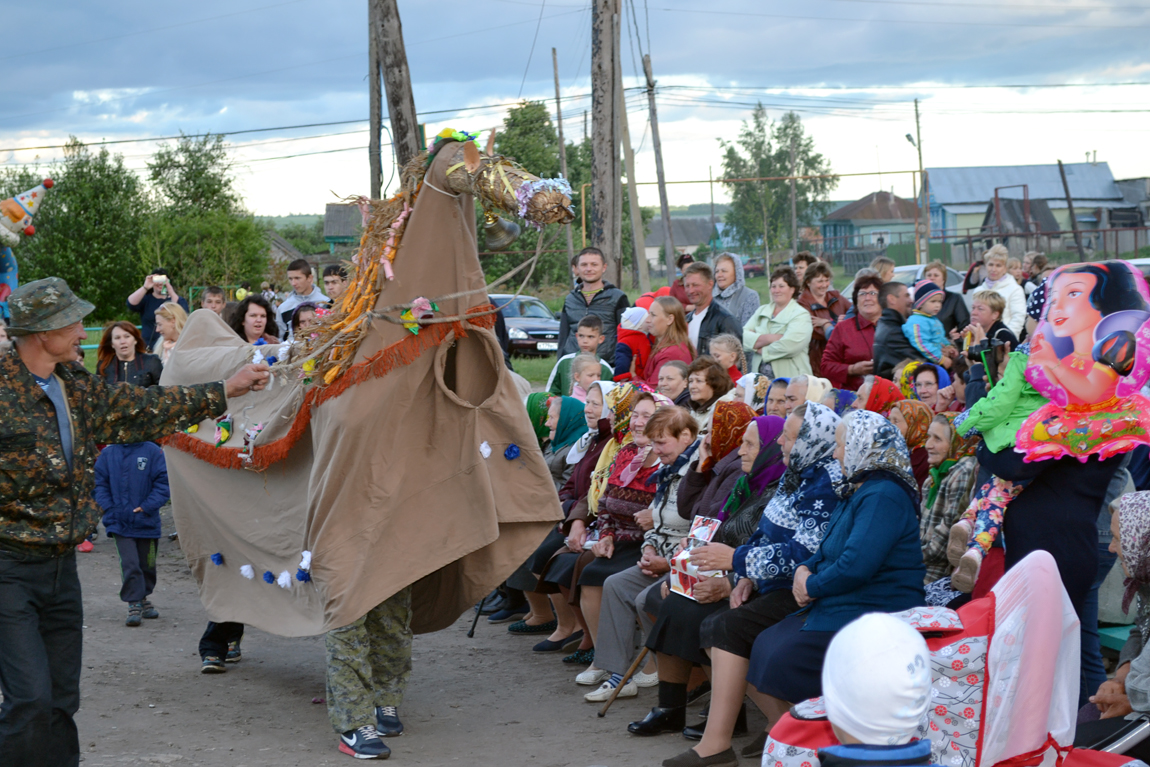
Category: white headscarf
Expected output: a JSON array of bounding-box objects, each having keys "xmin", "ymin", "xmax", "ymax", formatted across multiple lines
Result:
[
  {"xmin": 822, "ymin": 612, "xmax": 931, "ymax": 745},
  {"xmin": 567, "ymin": 380, "xmax": 617, "ymax": 465},
  {"xmin": 804, "ymin": 375, "xmax": 833, "ymax": 406}
]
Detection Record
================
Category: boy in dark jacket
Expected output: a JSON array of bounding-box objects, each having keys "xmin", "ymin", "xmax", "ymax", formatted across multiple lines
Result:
[{"xmin": 94, "ymin": 442, "xmax": 170, "ymax": 627}]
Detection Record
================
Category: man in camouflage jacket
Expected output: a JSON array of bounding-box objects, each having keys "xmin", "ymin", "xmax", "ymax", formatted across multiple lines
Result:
[{"xmin": 0, "ymin": 277, "xmax": 270, "ymax": 767}]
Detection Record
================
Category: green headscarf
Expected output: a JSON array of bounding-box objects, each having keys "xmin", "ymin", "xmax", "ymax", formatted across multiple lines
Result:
[
  {"xmin": 525, "ymin": 393, "xmax": 551, "ymax": 449},
  {"xmin": 551, "ymin": 395, "xmax": 589, "ymax": 451}
]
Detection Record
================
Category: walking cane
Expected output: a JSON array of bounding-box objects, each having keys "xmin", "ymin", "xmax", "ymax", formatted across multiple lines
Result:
[
  {"xmin": 466, "ymin": 599, "xmax": 484, "ymax": 638},
  {"xmin": 598, "ymin": 646, "xmax": 649, "ymax": 718}
]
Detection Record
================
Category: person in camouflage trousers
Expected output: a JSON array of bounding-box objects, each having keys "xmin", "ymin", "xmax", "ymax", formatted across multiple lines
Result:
[
  {"xmin": 327, "ymin": 586, "xmax": 414, "ymax": 760},
  {"xmin": 0, "ymin": 277, "xmax": 270, "ymax": 767}
]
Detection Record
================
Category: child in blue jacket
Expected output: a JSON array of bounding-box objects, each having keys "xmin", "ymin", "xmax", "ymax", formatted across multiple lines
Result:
[
  {"xmin": 902, "ymin": 280, "xmax": 949, "ymax": 364},
  {"xmin": 94, "ymin": 442, "xmax": 170, "ymax": 627}
]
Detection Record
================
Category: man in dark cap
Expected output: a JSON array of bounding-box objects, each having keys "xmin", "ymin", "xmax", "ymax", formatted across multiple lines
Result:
[{"xmin": 0, "ymin": 277, "xmax": 270, "ymax": 767}]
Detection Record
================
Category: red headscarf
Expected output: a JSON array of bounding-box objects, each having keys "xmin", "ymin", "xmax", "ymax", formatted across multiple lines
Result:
[
  {"xmin": 700, "ymin": 400, "xmax": 756, "ymax": 472},
  {"xmin": 865, "ymin": 376, "xmax": 904, "ymax": 418}
]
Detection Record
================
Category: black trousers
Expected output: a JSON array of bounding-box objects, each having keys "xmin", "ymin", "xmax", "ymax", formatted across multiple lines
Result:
[
  {"xmin": 113, "ymin": 535, "xmax": 157, "ymax": 604},
  {"xmin": 199, "ymin": 621, "xmax": 244, "ymax": 659},
  {"xmin": 0, "ymin": 550, "xmax": 83, "ymax": 767}
]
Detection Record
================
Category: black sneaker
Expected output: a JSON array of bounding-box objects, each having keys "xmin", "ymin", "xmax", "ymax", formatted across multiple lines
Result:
[
  {"xmin": 376, "ymin": 706, "xmax": 403, "ymax": 737},
  {"xmin": 339, "ymin": 725, "xmax": 390, "ymax": 759},
  {"xmin": 126, "ymin": 602, "xmax": 143, "ymax": 627},
  {"xmin": 226, "ymin": 639, "xmax": 242, "ymax": 663},
  {"xmin": 201, "ymin": 655, "xmax": 226, "ymax": 674},
  {"xmin": 141, "ymin": 600, "xmax": 159, "ymax": 620}
]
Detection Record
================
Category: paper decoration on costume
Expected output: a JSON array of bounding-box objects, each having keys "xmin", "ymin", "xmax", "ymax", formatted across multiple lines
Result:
[
  {"xmin": 400, "ymin": 297, "xmax": 438, "ymax": 334},
  {"xmin": 1018, "ymin": 260, "xmax": 1150, "ymax": 462},
  {"xmin": 213, "ymin": 414, "xmax": 233, "ymax": 447},
  {"xmin": 210, "ymin": 553, "xmax": 224, "ymax": 565},
  {"xmin": 297, "ymin": 551, "xmax": 313, "ymax": 582},
  {"xmin": 262, "ymin": 570, "xmax": 275, "ymax": 584},
  {"xmin": 239, "ymin": 422, "xmax": 265, "ymax": 464},
  {"xmin": 479, "ymin": 441, "xmax": 492, "ymax": 459},
  {"xmin": 277, "ymin": 571, "xmax": 292, "ymax": 589},
  {"xmin": 0, "ymin": 179, "xmax": 53, "ymax": 319},
  {"xmin": 504, "ymin": 444, "xmax": 520, "ymax": 460},
  {"xmin": 670, "ymin": 517, "xmax": 724, "ymax": 600},
  {"xmin": 240, "ymin": 565, "xmax": 255, "ymax": 580}
]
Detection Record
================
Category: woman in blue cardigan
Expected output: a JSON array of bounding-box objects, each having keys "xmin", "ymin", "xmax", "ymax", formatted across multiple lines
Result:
[{"xmin": 746, "ymin": 411, "xmax": 925, "ymax": 745}]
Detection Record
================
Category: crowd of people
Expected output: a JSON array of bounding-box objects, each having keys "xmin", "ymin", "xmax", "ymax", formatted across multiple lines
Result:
[{"xmin": 480, "ymin": 245, "xmax": 1150, "ymax": 767}]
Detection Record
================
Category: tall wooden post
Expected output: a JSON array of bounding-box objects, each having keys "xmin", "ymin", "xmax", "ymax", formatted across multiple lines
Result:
[
  {"xmin": 590, "ymin": 0, "xmax": 620, "ymax": 281},
  {"xmin": 1059, "ymin": 159, "xmax": 1087, "ymax": 259},
  {"xmin": 368, "ymin": 0, "xmax": 382, "ymax": 198},
  {"xmin": 643, "ymin": 53, "xmax": 675, "ymax": 283},
  {"xmin": 789, "ymin": 138, "xmax": 798, "ymax": 257},
  {"xmin": 617, "ymin": 38, "xmax": 649, "ymax": 291},
  {"xmin": 552, "ymin": 48, "xmax": 575, "ymax": 265},
  {"xmin": 915, "ymin": 99, "xmax": 928, "ymax": 264},
  {"xmin": 374, "ymin": 0, "xmax": 420, "ymax": 168}
]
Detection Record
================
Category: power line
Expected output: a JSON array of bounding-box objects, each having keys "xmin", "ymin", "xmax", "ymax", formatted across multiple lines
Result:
[
  {"xmin": 518, "ymin": 0, "xmax": 548, "ymax": 98},
  {"xmin": 660, "ymin": 6, "xmax": 1150, "ymax": 29}
]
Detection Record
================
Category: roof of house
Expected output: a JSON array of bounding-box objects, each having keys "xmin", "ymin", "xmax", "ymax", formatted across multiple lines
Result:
[
  {"xmin": 926, "ymin": 162, "xmax": 1123, "ymax": 205},
  {"xmin": 823, "ymin": 191, "xmax": 918, "ymax": 222},
  {"xmin": 324, "ymin": 203, "xmax": 361, "ymax": 240},
  {"xmin": 644, "ymin": 217, "xmax": 715, "ymax": 248},
  {"xmin": 980, "ymin": 198, "xmax": 1060, "ymax": 234},
  {"xmin": 267, "ymin": 232, "xmax": 304, "ymax": 263}
]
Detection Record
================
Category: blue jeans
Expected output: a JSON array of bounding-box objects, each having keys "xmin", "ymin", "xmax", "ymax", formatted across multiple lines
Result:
[{"xmin": 1080, "ymin": 544, "xmax": 1118, "ymax": 708}]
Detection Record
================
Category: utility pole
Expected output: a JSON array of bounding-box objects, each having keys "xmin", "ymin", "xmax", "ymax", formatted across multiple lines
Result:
[
  {"xmin": 590, "ymin": 0, "xmax": 621, "ymax": 284},
  {"xmin": 642, "ymin": 53, "xmax": 676, "ymax": 284},
  {"xmin": 789, "ymin": 137, "xmax": 798, "ymax": 257},
  {"xmin": 374, "ymin": 0, "xmax": 420, "ymax": 168},
  {"xmin": 617, "ymin": 44, "xmax": 650, "ymax": 292},
  {"xmin": 1058, "ymin": 159, "xmax": 1087, "ymax": 259},
  {"xmin": 368, "ymin": 0, "xmax": 382, "ymax": 198},
  {"xmin": 709, "ymin": 166, "xmax": 716, "ymax": 254},
  {"xmin": 553, "ymin": 48, "xmax": 575, "ymax": 265},
  {"xmin": 914, "ymin": 99, "xmax": 928, "ymax": 265},
  {"xmin": 612, "ymin": 11, "xmax": 624, "ymax": 287}
]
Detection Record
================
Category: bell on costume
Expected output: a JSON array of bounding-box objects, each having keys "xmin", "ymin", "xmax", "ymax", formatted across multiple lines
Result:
[{"xmin": 483, "ymin": 212, "xmax": 520, "ymax": 252}]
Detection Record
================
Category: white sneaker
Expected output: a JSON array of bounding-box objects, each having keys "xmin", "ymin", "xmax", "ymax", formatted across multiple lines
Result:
[
  {"xmin": 634, "ymin": 670, "xmax": 659, "ymax": 688},
  {"xmin": 575, "ymin": 666, "xmax": 610, "ymax": 686},
  {"xmin": 584, "ymin": 679, "xmax": 637, "ymax": 702}
]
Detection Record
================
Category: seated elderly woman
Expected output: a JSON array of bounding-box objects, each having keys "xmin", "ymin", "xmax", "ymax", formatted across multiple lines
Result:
[
  {"xmin": 733, "ymin": 374, "xmax": 769, "ymax": 415},
  {"xmin": 656, "ymin": 402, "xmax": 843, "ymax": 766},
  {"xmin": 852, "ymin": 374, "xmax": 903, "ymax": 417},
  {"xmin": 630, "ymin": 413, "xmax": 788, "ymax": 737},
  {"xmin": 736, "ymin": 412, "xmax": 924, "ymax": 764},
  {"xmin": 686, "ymin": 356, "xmax": 735, "ymax": 436},
  {"xmin": 659, "ymin": 360, "xmax": 692, "ymax": 408},
  {"xmin": 887, "ymin": 399, "xmax": 934, "ymax": 490},
  {"xmin": 919, "ymin": 413, "xmax": 980, "ymax": 592},
  {"xmin": 783, "ymin": 374, "xmax": 831, "ymax": 415},
  {"xmin": 579, "ymin": 406, "xmax": 700, "ymax": 691}
]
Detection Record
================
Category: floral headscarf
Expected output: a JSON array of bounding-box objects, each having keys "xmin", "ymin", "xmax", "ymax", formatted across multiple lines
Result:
[
  {"xmin": 736, "ymin": 373, "xmax": 770, "ymax": 414},
  {"xmin": 864, "ymin": 376, "xmax": 904, "ymax": 418},
  {"xmin": 551, "ymin": 395, "xmax": 590, "ymax": 451},
  {"xmin": 567, "ymin": 380, "xmax": 617, "ymax": 465},
  {"xmin": 894, "ymin": 400, "xmax": 934, "ymax": 450},
  {"xmin": 617, "ymin": 391, "xmax": 675, "ymax": 486},
  {"xmin": 722, "ymin": 415, "xmax": 787, "ymax": 520},
  {"xmin": 524, "ymin": 392, "xmax": 551, "ymax": 449},
  {"xmin": 826, "ymin": 389, "xmax": 858, "ymax": 416},
  {"xmin": 1119, "ymin": 492, "xmax": 1150, "ymax": 617},
  {"xmin": 780, "ymin": 401, "xmax": 842, "ymax": 496},
  {"xmin": 838, "ymin": 410, "xmax": 917, "ymax": 499},
  {"xmin": 898, "ymin": 361, "xmax": 951, "ymax": 401},
  {"xmin": 701, "ymin": 400, "xmax": 756, "ymax": 473},
  {"xmin": 588, "ymin": 382, "xmax": 641, "ymax": 515}
]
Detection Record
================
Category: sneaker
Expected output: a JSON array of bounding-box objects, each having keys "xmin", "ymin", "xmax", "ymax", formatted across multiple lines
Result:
[
  {"xmin": 226, "ymin": 639, "xmax": 242, "ymax": 663},
  {"xmin": 375, "ymin": 705, "xmax": 403, "ymax": 737},
  {"xmin": 201, "ymin": 656, "xmax": 227, "ymax": 674},
  {"xmin": 339, "ymin": 725, "xmax": 390, "ymax": 759},
  {"xmin": 125, "ymin": 602, "xmax": 142, "ymax": 627},
  {"xmin": 575, "ymin": 666, "xmax": 609, "ymax": 685},
  {"xmin": 584, "ymin": 679, "xmax": 637, "ymax": 702},
  {"xmin": 952, "ymin": 548, "xmax": 983, "ymax": 594},
  {"xmin": 563, "ymin": 647, "xmax": 595, "ymax": 666},
  {"xmin": 947, "ymin": 520, "xmax": 973, "ymax": 567},
  {"xmin": 140, "ymin": 600, "xmax": 159, "ymax": 620},
  {"xmin": 634, "ymin": 669, "xmax": 660, "ymax": 688},
  {"xmin": 77, "ymin": 540, "xmax": 94, "ymax": 553}
]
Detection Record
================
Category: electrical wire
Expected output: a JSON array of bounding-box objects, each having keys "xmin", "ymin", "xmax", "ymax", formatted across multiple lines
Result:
[
  {"xmin": 660, "ymin": 6, "xmax": 1150, "ymax": 30},
  {"xmin": 518, "ymin": 0, "xmax": 548, "ymax": 98}
]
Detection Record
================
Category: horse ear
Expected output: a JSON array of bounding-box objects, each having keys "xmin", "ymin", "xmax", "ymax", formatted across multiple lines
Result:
[
  {"xmin": 485, "ymin": 129, "xmax": 497, "ymax": 156},
  {"xmin": 463, "ymin": 141, "xmax": 482, "ymax": 173}
]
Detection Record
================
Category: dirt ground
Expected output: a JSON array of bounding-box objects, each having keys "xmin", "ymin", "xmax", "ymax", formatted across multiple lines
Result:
[{"xmin": 72, "ymin": 522, "xmax": 766, "ymax": 767}]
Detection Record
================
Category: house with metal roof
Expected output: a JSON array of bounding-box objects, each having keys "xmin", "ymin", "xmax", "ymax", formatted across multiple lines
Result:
[
  {"xmin": 820, "ymin": 191, "xmax": 918, "ymax": 254},
  {"xmin": 323, "ymin": 203, "xmax": 362, "ymax": 253},
  {"xmin": 926, "ymin": 162, "xmax": 1136, "ymax": 241}
]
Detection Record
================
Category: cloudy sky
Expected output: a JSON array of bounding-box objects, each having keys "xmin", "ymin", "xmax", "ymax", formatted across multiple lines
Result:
[{"xmin": 5, "ymin": 0, "xmax": 1150, "ymax": 217}]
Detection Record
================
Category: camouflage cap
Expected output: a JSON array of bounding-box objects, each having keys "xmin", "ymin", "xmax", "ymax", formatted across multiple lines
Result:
[{"xmin": 6, "ymin": 277, "xmax": 95, "ymax": 336}]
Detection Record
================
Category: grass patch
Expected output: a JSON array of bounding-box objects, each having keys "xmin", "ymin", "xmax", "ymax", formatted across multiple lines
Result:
[{"xmin": 512, "ymin": 354, "xmax": 557, "ymax": 385}]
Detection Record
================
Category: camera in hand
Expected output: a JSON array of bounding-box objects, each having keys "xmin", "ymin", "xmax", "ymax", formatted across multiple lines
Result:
[{"xmin": 969, "ymin": 337, "xmax": 1007, "ymax": 386}]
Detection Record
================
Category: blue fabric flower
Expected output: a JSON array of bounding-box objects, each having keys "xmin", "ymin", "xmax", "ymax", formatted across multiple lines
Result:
[
  {"xmin": 210, "ymin": 553, "xmax": 224, "ymax": 566},
  {"xmin": 296, "ymin": 569, "xmax": 312, "ymax": 583},
  {"xmin": 504, "ymin": 444, "xmax": 520, "ymax": 460},
  {"xmin": 263, "ymin": 570, "xmax": 274, "ymax": 584}
]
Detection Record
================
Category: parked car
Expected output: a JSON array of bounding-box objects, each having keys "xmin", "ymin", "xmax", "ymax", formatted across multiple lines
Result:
[
  {"xmin": 740, "ymin": 255, "xmax": 766, "ymax": 278},
  {"xmin": 491, "ymin": 293, "xmax": 561, "ymax": 356},
  {"xmin": 844, "ymin": 263, "xmax": 973, "ymax": 310}
]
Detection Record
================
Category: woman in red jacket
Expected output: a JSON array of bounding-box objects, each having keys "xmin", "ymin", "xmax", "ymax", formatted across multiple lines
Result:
[
  {"xmin": 821, "ymin": 274, "xmax": 883, "ymax": 391},
  {"xmin": 639, "ymin": 296, "xmax": 695, "ymax": 388}
]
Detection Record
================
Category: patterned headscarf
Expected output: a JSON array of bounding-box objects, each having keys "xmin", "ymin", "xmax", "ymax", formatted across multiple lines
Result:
[
  {"xmin": 838, "ymin": 410, "xmax": 917, "ymax": 499},
  {"xmin": 567, "ymin": 380, "xmax": 617, "ymax": 465},
  {"xmin": 588, "ymin": 382, "xmax": 641, "ymax": 515},
  {"xmin": 701, "ymin": 400, "xmax": 756, "ymax": 473},
  {"xmin": 551, "ymin": 395, "xmax": 590, "ymax": 451},
  {"xmin": 737, "ymin": 373, "xmax": 770, "ymax": 414},
  {"xmin": 826, "ymin": 389, "xmax": 858, "ymax": 416},
  {"xmin": 524, "ymin": 392, "xmax": 551, "ymax": 449},
  {"xmin": 722, "ymin": 415, "xmax": 787, "ymax": 520},
  {"xmin": 780, "ymin": 401, "xmax": 842, "ymax": 496},
  {"xmin": 1119, "ymin": 492, "xmax": 1150, "ymax": 617},
  {"xmin": 894, "ymin": 400, "xmax": 934, "ymax": 450},
  {"xmin": 1026, "ymin": 280, "xmax": 1047, "ymax": 321},
  {"xmin": 864, "ymin": 376, "xmax": 904, "ymax": 418},
  {"xmin": 617, "ymin": 391, "xmax": 674, "ymax": 486},
  {"xmin": 924, "ymin": 411, "xmax": 980, "ymax": 509},
  {"xmin": 898, "ymin": 362, "xmax": 951, "ymax": 401}
]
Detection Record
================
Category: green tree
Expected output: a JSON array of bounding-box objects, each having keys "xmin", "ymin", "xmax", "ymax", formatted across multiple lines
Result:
[
  {"xmin": 0, "ymin": 139, "xmax": 149, "ymax": 321},
  {"xmin": 147, "ymin": 133, "xmax": 239, "ymax": 214},
  {"xmin": 720, "ymin": 106, "xmax": 836, "ymax": 261},
  {"xmin": 275, "ymin": 219, "xmax": 326, "ymax": 255}
]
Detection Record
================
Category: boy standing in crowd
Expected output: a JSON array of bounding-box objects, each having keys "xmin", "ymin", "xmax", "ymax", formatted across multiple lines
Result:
[
  {"xmin": 278, "ymin": 259, "xmax": 328, "ymax": 340},
  {"xmin": 323, "ymin": 265, "xmax": 348, "ymax": 306},
  {"xmin": 546, "ymin": 314, "xmax": 613, "ymax": 397},
  {"xmin": 94, "ymin": 441, "xmax": 170, "ymax": 627},
  {"xmin": 126, "ymin": 269, "xmax": 190, "ymax": 347},
  {"xmin": 557, "ymin": 247, "xmax": 629, "ymax": 359}
]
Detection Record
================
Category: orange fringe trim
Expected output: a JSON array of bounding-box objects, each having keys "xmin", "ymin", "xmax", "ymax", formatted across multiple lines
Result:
[{"xmin": 161, "ymin": 306, "xmax": 497, "ymax": 471}]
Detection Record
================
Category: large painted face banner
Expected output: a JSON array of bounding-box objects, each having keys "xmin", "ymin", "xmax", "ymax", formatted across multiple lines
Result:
[{"xmin": 1018, "ymin": 260, "xmax": 1150, "ymax": 462}]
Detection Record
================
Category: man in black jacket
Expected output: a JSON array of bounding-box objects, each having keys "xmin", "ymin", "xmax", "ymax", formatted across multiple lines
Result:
[
  {"xmin": 557, "ymin": 247, "xmax": 629, "ymax": 359},
  {"xmin": 682, "ymin": 262, "xmax": 742, "ymax": 358},
  {"xmin": 872, "ymin": 281, "xmax": 928, "ymax": 378}
]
